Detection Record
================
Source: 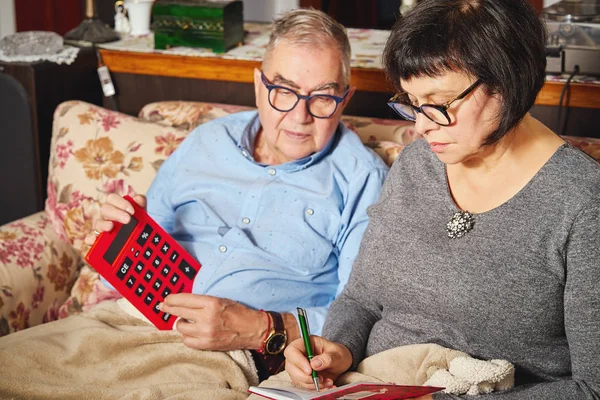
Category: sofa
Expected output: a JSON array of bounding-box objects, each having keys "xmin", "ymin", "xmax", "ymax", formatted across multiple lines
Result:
[{"xmin": 1, "ymin": 100, "xmax": 599, "ymax": 337}]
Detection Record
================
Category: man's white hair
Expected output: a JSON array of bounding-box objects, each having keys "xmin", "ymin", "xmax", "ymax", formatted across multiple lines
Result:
[{"xmin": 263, "ymin": 8, "xmax": 351, "ymax": 88}]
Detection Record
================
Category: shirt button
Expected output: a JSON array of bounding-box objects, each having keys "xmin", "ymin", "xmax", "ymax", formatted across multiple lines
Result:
[
  {"xmin": 268, "ymin": 168, "xmax": 276, "ymax": 176},
  {"xmin": 306, "ymin": 208, "xmax": 314, "ymax": 216},
  {"xmin": 219, "ymin": 245, "xmax": 227, "ymax": 253},
  {"xmin": 242, "ymin": 217, "xmax": 250, "ymax": 224}
]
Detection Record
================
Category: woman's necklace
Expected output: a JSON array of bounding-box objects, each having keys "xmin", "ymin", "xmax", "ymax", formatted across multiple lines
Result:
[{"xmin": 446, "ymin": 211, "xmax": 474, "ymax": 239}]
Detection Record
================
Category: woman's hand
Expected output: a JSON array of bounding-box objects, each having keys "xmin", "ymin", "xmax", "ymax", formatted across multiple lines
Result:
[
  {"xmin": 160, "ymin": 293, "xmax": 270, "ymax": 351},
  {"xmin": 84, "ymin": 193, "xmax": 147, "ymax": 245},
  {"xmin": 285, "ymin": 336, "xmax": 353, "ymax": 391}
]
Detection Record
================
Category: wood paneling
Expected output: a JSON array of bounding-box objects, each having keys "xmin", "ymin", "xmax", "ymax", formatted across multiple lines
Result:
[
  {"xmin": 535, "ymin": 81, "xmax": 600, "ymax": 110},
  {"xmin": 100, "ymin": 49, "xmax": 392, "ymax": 92}
]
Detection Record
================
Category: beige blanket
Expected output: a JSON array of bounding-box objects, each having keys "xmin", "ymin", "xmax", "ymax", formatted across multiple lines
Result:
[
  {"xmin": 248, "ymin": 343, "xmax": 514, "ymax": 399},
  {"xmin": 0, "ymin": 300, "xmax": 258, "ymax": 400}
]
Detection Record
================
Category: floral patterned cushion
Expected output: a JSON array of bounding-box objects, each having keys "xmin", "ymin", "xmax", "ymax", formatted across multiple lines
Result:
[
  {"xmin": 138, "ymin": 101, "xmax": 253, "ymax": 131},
  {"xmin": 0, "ymin": 212, "xmax": 80, "ymax": 336},
  {"xmin": 46, "ymin": 101, "xmax": 190, "ymax": 256}
]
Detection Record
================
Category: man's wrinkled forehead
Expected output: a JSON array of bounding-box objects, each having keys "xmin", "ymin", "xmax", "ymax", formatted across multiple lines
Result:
[{"xmin": 262, "ymin": 40, "xmax": 345, "ymax": 88}]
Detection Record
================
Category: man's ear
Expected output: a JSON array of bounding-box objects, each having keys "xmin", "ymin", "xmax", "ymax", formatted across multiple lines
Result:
[
  {"xmin": 339, "ymin": 86, "xmax": 356, "ymax": 112},
  {"xmin": 253, "ymin": 68, "xmax": 262, "ymax": 108}
]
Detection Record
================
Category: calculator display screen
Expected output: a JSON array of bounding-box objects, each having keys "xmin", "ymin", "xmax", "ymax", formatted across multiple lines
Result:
[{"xmin": 103, "ymin": 216, "xmax": 139, "ymax": 265}]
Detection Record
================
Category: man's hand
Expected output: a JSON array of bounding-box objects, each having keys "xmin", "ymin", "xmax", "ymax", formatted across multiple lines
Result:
[
  {"xmin": 84, "ymin": 193, "xmax": 147, "ymax": 246},
  {"xmin": 160, "ymin": 293, "xmax": 269, "ymax": 351},
  {"xmin": 285, "ymin": 336, "xmax": 353, "ymax": 391}
]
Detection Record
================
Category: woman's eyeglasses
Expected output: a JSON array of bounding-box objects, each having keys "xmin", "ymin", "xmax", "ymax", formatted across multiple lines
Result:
[{"xmin": 387, "ymin": 79, "xmax": 481, "ymax": 126}]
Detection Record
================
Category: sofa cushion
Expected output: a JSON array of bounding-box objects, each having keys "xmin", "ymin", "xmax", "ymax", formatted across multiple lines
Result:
[
  {"xmin": 46, "ymin": 101, "xmax": 191, "ymax": 256},
  {"xmin": 138, "ymin": 101, "xmax": 253, "ymax": 131}
]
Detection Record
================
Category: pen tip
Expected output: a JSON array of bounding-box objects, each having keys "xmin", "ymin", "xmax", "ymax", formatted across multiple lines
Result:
[{"xmin": 314, "ymin": 377, "xmax": 320, "ymax": 392}]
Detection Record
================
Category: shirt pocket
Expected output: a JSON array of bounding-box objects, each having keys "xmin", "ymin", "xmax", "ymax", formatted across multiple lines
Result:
[
  {"xmin": 253, "ymin": 202, "xmax": 340, "ymax": 275},
  {"xmin": 171, "ymin": 201, "xmax": 215, "ymax": 240}
]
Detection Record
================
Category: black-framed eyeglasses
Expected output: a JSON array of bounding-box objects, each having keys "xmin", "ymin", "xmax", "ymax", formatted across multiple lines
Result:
[
  {"xmin": 387, "ymin": 79, "xmax": 481, "ymax": 126},
  {"xmin": 261, "ymin": 71, "xmax": 349, "ymax": 119}
]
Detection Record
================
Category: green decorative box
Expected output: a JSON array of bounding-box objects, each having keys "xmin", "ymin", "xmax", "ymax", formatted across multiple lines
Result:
[{"xmin": 152, "ymin": 0, "xmax": 244, "ymax": 53}]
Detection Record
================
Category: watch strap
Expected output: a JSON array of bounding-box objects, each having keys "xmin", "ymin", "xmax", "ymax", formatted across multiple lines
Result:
[{"xmin": 267, "ymin": 311, "xmax": 284, "ymax": 334}]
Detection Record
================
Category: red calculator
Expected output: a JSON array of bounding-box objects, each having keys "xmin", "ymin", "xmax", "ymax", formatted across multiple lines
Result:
[{"xmin": 85, "ymin": 195, "xmax": 201, "ymax": 330}]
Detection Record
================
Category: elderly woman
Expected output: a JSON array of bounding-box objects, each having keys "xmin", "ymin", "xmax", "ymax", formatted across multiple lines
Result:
[{"xmin": 285, "ymin": 0, "xmax": 600, "ymax": 398}]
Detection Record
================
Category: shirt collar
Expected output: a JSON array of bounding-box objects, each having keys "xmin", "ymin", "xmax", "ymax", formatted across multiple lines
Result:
[{"xmin": 238, "ymin": 112, "xmax": 341, "ymax": 172}]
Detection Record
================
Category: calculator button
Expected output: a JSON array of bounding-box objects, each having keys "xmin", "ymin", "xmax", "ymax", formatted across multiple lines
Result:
[
  {"xmin": 144, "ymin": 292, "xmax": 155, "ymax": 305},
  {"xmin": 117, "ymin": 257, "xmax": 133, "ymax": 280},
  {"xmin": 137, "ymin": 224, "xmax": 153, "ymax": 246},
  {"xmin": 153, "ymin": 301, "xmax": 161, "ymax": 314},
  {"xmin": 135, "ymin": 284, "xmax": 145, "ymax": 296},
  {"xmin": 153, "ymin": 278, "xmax": 163, "ymax": 291},
  {"xmin": 151, "ymin": 233, "xmax": 162, "ymax": 246},
  {"xmin": 170, "ymin": 273, "xmax": 180, "ymax": 285},
  {"xmin": 169, "ymin": 251, "xmax": 179, "ymax": 263},
  {"xmin": 161, "ymin": 287, "xmax": 172, "ymax": 298},
  {"xmin": 126, "ymin": 276, "xmax": 136, "ymax": 288},
  {"xmin": 161, "ymin": 243, "xmax": 170, "ymax": 254},
  {"xmin": 134, "ymin": 262, "xmax": 144, "ymax": 274},
  {"xmin": 143, "ymin": 248, "xmax": 153, "ymax": 259},
  {"xmin": 162, "ymin": 313, "xmax": 172, "ymax": 322},
  {"xmin": 161, "ymin": 265, "xmax": 171, "ymax": 277},
  {"xmin": 152, "ymin": 256, "xmax": 162, "ymax": 268},
  {"xmin": 178, "ymin": 259, "xmax": 197, "ymax": 280},
  {"xmin": 144, "ymin": 270, "xmax": 154, "ymax": 282}
]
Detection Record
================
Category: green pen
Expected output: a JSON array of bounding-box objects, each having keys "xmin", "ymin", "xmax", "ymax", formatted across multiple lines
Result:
[{"xmin": 297, "ymin": 307, "xmax": 319, "ymax": 392}]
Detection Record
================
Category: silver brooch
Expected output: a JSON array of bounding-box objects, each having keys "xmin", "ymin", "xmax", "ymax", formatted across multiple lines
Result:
[{"xmin": 446, "ymin": 211, "xmax": 474, "ymax": 239}]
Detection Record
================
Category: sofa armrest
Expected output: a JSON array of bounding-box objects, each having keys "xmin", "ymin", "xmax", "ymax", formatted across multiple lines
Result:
[{"xmin": 0, "ymin": 211, "xmax": 81, "ymax": 336}]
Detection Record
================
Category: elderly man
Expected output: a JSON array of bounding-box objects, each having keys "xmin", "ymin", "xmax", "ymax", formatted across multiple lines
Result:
[{"xmin": 0, "ymin": 8, "xmax": 387, "ymax": 399}]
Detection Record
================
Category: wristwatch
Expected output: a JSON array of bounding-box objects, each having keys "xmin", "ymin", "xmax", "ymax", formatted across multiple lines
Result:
[{"xmin": 262, "ymin": 311, "xmax": 287, "ymax": 355}]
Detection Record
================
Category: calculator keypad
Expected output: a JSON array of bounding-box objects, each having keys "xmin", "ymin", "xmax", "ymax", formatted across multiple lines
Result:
[{"xmin": 113, "ymin": 223, "xmax": 198, "ymax": 326}]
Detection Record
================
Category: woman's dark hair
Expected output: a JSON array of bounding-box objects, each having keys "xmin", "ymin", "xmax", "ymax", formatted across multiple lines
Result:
[{"xmin": 383, "ymin": 0, "xmax": 547, "ymax": 145}]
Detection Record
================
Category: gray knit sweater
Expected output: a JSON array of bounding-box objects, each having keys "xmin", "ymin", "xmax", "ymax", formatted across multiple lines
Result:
[{"xmin": 323, "ymin": 139, "xmax": 600, "ymax": 399}]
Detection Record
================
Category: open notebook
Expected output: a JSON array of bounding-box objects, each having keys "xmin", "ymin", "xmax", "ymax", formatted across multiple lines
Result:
[{"xmin": 248, "ymin": 382, "xmax": 444, "ymax": 400}]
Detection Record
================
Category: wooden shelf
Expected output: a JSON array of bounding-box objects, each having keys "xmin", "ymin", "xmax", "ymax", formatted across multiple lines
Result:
[{"xmin": 99, "ymin": 48, "xmax": 600, "ymax": 109}]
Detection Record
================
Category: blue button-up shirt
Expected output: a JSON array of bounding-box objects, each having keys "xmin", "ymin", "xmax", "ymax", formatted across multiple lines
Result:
[{"xmin": 141, "ymin": 111, "xmax": 387, "ymax": 334}]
